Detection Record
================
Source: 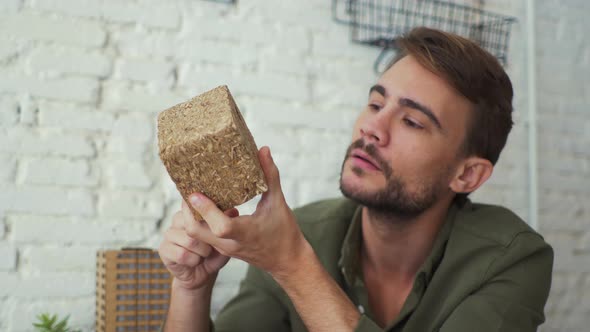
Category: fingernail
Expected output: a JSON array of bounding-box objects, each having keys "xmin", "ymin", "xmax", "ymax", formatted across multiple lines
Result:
[{"xmin": 189, "ymin": 194, "xmax": 201, "ymax": 207}]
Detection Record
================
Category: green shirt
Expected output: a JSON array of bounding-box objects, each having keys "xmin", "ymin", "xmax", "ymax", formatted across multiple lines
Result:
[{"xmin": 213, "ymin": 197, "xmax": 553, "ymax": 332}]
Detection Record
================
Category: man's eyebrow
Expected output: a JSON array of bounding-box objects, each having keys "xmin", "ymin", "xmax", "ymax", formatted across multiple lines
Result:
[
  {"xmin": 369, "ymin": 84, "xmax": 386, "ymax": 97},
  {"xmin": 399, "ymin": 97, "xmax": 444, "ymax": 131}
]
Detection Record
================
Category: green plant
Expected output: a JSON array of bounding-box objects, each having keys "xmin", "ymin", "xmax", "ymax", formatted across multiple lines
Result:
[{"xmin": 32, "ymin": 313, "xmax": 81, "ymax": 332}]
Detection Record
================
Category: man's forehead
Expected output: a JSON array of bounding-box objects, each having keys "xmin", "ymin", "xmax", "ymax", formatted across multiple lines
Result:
[{"xmin": 376, "ymin": 56, "xmax": 469, "ymax": 109}]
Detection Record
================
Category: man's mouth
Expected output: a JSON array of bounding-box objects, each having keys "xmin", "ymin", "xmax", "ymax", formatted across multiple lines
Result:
[{"xmin": 350, "ymin": 149, "xmax": 381, "ymax": 171}]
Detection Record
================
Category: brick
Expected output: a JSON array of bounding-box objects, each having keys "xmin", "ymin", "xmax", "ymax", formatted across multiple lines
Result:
[
  {"xmin": 245, "ymin": 0, "xmax": 331, "ymax": 31},
  {"xmin": 314, "ymin": 78, "xmax": 370, "ymax": 107},
  {"xmin": 260, "ymin": 52, "xmax": 310, "ymax": 77},
  {"xmin": 554, "ymin": 251, "xmax": 590, "ymax": 274},
  {"xmin": 0, "ymin": 38, "xmax": 19, "ymax": 64},
  {"xmin": 177, "ymin": 64, "xmax": 236, "ymax": 91},
  {"xmin": 540, "ymin": 173, "xmax": 590, "ymax": 194},
  {"xmin": 0, "ymin": 186, "xmax": 94, "ymax": 216},
  {"xmin": 182, "ymin": 40, "xmax": 259, "ymax": 66},
  {"xmin": 104, "ymin": 136, "xmax": 150, "ymax": 160},
  {"xmin": 0, "ymin": 128, "xmax": 95, "ymax": 157},
  {"xmin": 0, "ymin": 98, "xmax": 20, "ymax": 126},
  {"xmin": 28, "ymin": 47, "xmax": 112, "ymax": 78},
  {"xmin": 31, "ymin": 0, "xmax": 180, "ymax": 29},
  {"xmin": 17, "ymin": 95, "xmax": 36, "ymax": 125},
  {"xmin": 97, "ymin": 191, "xmax": 164, "ymax": 219},
  {"xmin": 38, "ymin": 102, "xmax": 115, "ymax": 131},
  {"xmin": 185, "ymin": 17, "xmax": 308, "ymax": 50},
  {"xmin": 484, "ymin": 165, "xmax": 527, "ymax": 188},
  {"xmin": 248, "ymin": 126, "xmax": 302, "ymax": 153},
  {"xmin": 231, "ymin": 72, "xmax": 310, "ymax": 102},
  {"xmin": 114, "ymin": 29, "xmax": 259, "ymax": 65},
  {"xmin": 0, "ymin": 272, "xmax": 94, "ymax": 297},
  {"xmin": 247, "ymin": 99, "xmax": 356, "ymax": 130},
  {"xmin": 112, "ymin": 29, "xmax": 175, "ymax": 58},
  {"xmin": 0, "ymin": 13, "xmax": 106, "ymax": 47},
  {"xmin": 0, "ymin": 244, "xmax": 17, "ymax": 271},
  {"xmin": 0, "ymin": 155, "xmax": 17, "ymax": 183},
  {"xmin": 310, "ymin": 58, "xmax": 377, "ymax": 83},
  {"xmin": 576, "ymin": 232, "xmax": 590, "ymax": 253},
  {"xmin": 101, "ymin": 1, "xmax": 180, "ymax": 29},
  {"xmin": 115, "ymin": 58, "xmax": 174, "ymax": 84},
  {"xmin": 0, "ymin": 0, "xmax": 22, "ymax": 12},
  {"xmin": 0, "ymin": 273, "xmax": 18, "ymax": 296},
  {"xmin": 538, "ymin": 133, "xmax": 590, "ymax": 158},
  {"xmin": 111, "ymin": 113, "xmax": 154, "ymax": 142},
  {"xmin": 21, "ymin": 158, "xmax": 99, "ymax": 187},
  {"xmin": 9, "ymin": 214, "xmax": 152, "ymax": 244},
  {"xmin": 312, "ymin": 30, "xmax": 379, "ymax": 60},
  {"xmin": 538, "ymin": 113, "xmax": 588, "ymax": 136},
  {"xmin": 0, "ymin": 298, "xmax": 12, "ymax": 331},
  {"xmin": 539, "ymin": 153, "xmax": 589, "ymax": 174},
  {"xmin": 104, "ymin": 160, "xmax": 152, "ymax": 189},
  {"xmin": 22, "ymin": 246, "xmax": 97, "ymax": 271},
  {"xmin": 0, "ymin": 70, "xmax": 100, "ymax": 103},
  {"xmin": 102, "ymin": 81, "xmax": 188, "ymax": 113},
  {"xmin": 29, "ymin": 0, "xmax": 100, "ymax": 18}
]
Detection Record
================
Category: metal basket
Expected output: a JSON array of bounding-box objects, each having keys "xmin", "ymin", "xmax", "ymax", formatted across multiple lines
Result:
[{"xmin": 333, "ymin": 0, "xmax": 516, "ymax": 71}]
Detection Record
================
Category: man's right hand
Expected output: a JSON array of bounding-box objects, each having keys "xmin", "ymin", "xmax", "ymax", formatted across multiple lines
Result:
[{"xmin": 158, "ymin": 199, "xmax": 239, "ymax": 291}]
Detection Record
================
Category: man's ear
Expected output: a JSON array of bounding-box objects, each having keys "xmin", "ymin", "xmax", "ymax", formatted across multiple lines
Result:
[{"xmin": 449, "ymin": 157, "xmax": 494, "ymax": 195}]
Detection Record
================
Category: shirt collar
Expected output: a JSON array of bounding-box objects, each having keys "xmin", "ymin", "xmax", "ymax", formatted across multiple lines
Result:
[
  {"xmin": 338, "ymin": 204, "xmax": 363, "ymax": 286},
  {"xmin": 337, "ymin": 200, "xmax": 463, "ymax": 287}
]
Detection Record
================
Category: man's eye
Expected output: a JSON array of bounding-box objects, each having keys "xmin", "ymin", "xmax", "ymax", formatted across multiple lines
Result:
[
  {"xmin": 403, "ymin": 118, "xmax": 423, "ymax": 129},
  {"xmin": 368, "ymin": 104, "xmax": 381, "ymax": 111}
]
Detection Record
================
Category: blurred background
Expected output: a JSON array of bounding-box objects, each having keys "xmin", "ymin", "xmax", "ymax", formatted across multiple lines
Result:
[{"xmin": 0, "ymin": 0, "xmax": 588, "ymax": 331}]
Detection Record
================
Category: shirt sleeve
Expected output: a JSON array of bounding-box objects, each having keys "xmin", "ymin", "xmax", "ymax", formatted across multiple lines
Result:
[
  {"xmin": 213, "ymin": 264, "xmax": 291, "ymax": 332},
  {"xmin": 439, "ymin": 232, "xmax": 554, "ymax": 332}
]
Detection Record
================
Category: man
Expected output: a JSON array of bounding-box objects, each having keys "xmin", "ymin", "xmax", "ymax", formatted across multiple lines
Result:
[{"xmin": 158, "ymin": 27, "xmax": 553, "ymax": 331}]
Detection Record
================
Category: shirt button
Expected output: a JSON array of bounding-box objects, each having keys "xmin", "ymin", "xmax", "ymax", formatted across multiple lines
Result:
[{"xmin": 358, "ymin": 305, "xmax": 365, "ymax": 314}]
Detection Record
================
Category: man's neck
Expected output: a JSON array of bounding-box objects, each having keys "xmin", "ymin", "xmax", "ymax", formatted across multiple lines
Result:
[{"xmin": 360, "ymin": 197, "xmax": 453, "ymax": 281}]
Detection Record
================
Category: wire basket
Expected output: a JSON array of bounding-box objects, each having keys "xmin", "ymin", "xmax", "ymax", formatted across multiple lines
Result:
[{"xmin": 333, "ymin": 0, "xmax": 516, "ymax": 71}]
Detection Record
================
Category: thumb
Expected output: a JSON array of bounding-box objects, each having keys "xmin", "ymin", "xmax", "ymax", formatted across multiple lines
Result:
[
  {"xmin": 203, "ymin": 249, "xmax": 230, "ymax": 273},
  {"xmin": 259, "ymin": 146, "xmax": 283, "ymax": 195}
]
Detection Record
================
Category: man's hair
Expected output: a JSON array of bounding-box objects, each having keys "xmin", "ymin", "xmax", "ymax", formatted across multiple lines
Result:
[{"xmin": 387, "ymin": 27, "xmax": 514, "ymax": 201}]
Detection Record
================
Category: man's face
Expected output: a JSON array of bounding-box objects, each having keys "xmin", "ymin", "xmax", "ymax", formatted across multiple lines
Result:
[{"xmin": 339, "ymin": 55, "xmax": 472, "ymax": 218}]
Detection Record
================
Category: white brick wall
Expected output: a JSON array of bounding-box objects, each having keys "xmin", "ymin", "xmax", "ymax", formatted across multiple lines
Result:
[
  {"xmin": 0, "ymin": 13, "xmax": 107, "ymax": 47},
  {"xmin": 0, "ymin": 0, "xmax": 586, "ymax": 331},
  {"xmin": 535, "ymin": 1, "xmax": 590, "ymax": 331},
  {"xmin": 27, "ymin": 46, "xmax": 112, "ymax": 78},
  {"xmin": 0, "ymin": 244, "xmax": 17, "ymax": 271}
]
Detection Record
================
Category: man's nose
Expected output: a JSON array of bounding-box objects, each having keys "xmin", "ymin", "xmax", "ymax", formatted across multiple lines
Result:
[{"xmin": 359, "ymin": 110, "xmax": 391, "ymax": 146}]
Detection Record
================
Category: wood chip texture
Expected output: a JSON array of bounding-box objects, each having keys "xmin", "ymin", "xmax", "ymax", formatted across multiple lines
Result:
[{"xmin": 157, "ymin": 85, "xmax": 268, "ymax": 220}]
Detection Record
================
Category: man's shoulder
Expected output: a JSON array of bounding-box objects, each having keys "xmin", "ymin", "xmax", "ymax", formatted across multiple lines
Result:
[
  {"xmin": 439, "ymin": 202, "xmax": 553, "ymax": 302},
  {"xmin": 451, "ymin": 201, "xmax": 548, "ymax": 249}
]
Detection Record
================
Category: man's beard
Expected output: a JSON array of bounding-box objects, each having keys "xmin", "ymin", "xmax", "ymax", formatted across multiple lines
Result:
[{"xmin": 339, "ymin": 139, "xmax": 445, "ymax": 219}]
